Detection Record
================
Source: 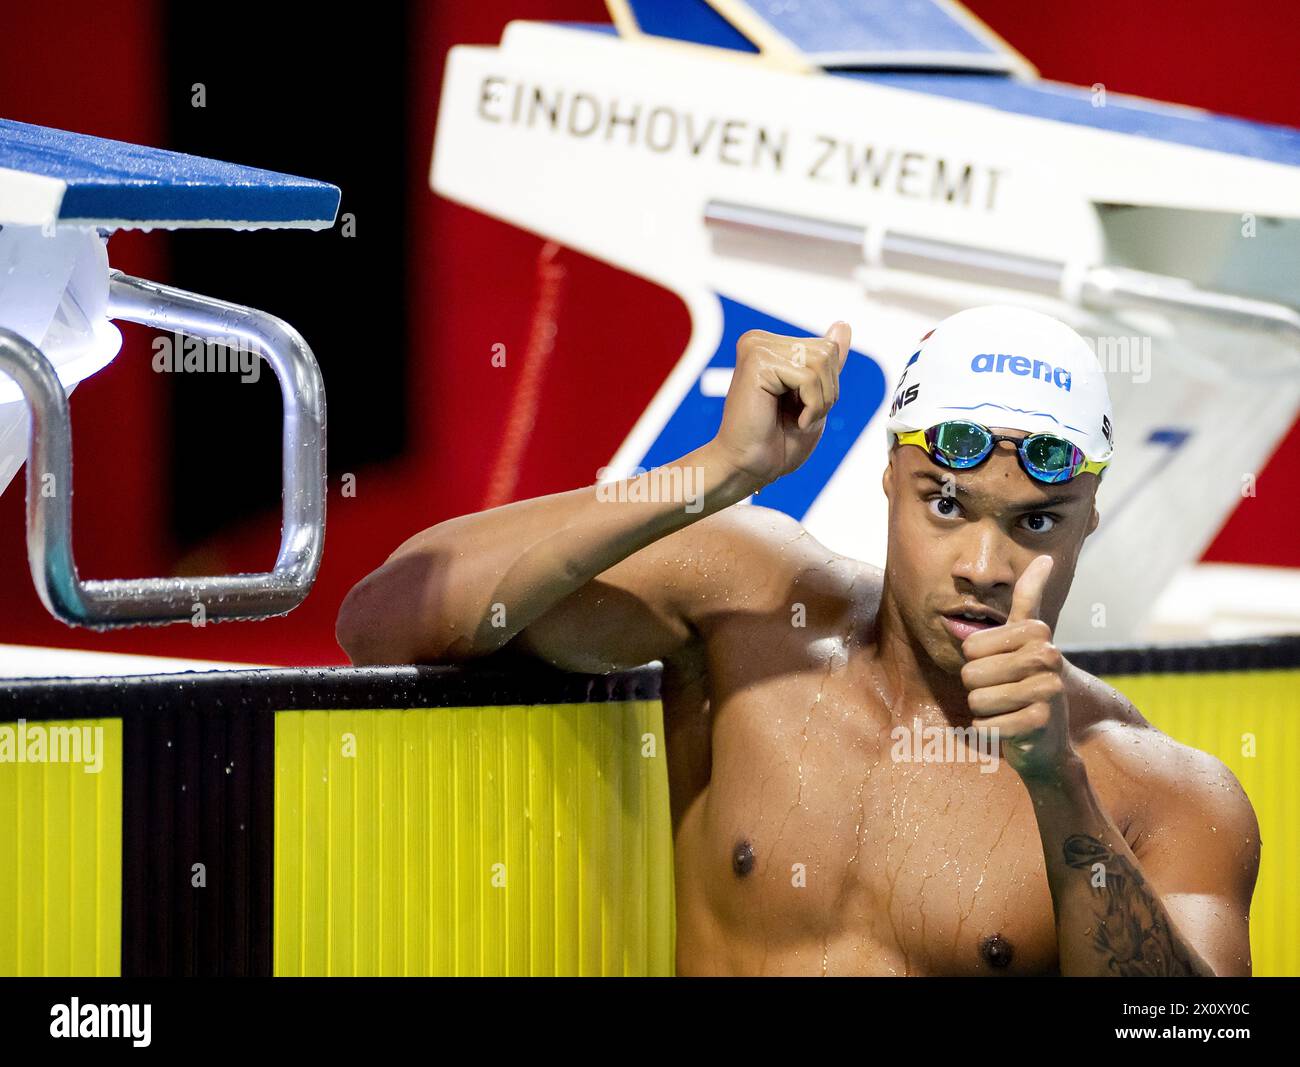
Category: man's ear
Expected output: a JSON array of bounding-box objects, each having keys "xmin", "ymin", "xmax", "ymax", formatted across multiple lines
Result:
[
  {"xmin": 1086, "ymin": 504, "xmax": 1099, "ymax": 537},
  {"xmin": 882, "ymin": 454, "xmax": 894, "ymax": 499}
]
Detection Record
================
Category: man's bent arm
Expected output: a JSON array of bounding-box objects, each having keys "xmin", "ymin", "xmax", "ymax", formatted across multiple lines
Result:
[
  {"xmin": 336, "ymin": 443, "xmax": 758, "ymax": 665},
  {"xmin": 1026, "ymin": 758, "xmax": 1220, "ymax": 976},
  {"xmin": 1026, "ymin": 731, "xmax": 1259, "ymax": 978},
  {"xmin": 337, "ymin": 323, "xmax": 850, "ymax": 666},
  {"xmin": 962, "ymin": 564, "xmax": 1257, "ymax": 977}
]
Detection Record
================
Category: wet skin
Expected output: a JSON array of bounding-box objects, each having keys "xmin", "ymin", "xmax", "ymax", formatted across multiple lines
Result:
[
  {"xmin": 659, "ymin": 546, "xmax": 1105, "ymax": 977},
  {"xmin": 341, "ymin": 416, "xmax": 1259, "ymax": 976},
  {"xmin": 658, "ymin": 529, "xmax": 1082, "ymax": 976},
  {"xmin": 514, "ymin": 438, "xmax": 1255, "ymax": 975}
]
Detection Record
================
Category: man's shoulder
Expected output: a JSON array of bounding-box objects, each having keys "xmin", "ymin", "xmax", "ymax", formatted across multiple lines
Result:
[
  {"xmin": 1064, "ymin": 660, "xmax": 1253, "ymax": 819},
  {"xmin": 690, "ymin": 502, "xmax": 882, "ymax": 602},
  {"xmin": 693, "ymin": 500, "xmax": 821, "ymax": 551},
  {"xmin": 1062, "ymin": 660, "xmax": 1149, "ymax": 731},
  {"xmin": 1065, "ymin": 660, "xmax": 1187, "ymax": 765}
]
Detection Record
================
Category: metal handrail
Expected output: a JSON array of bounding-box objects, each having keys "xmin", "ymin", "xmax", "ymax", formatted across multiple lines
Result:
[
  {"xmin": 0, "ymin": 272, "xmax": 326, "ymax": 628},
  {"xmin": 705, "ymin": 199, "xmax": 1300, "ymax": 378}
]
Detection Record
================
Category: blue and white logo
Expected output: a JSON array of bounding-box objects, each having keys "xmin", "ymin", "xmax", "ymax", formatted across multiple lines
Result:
[
  {"xmin": 971, "ymin": 352, "xmax": 1072, "ymax": 391},
  {"xmin": 636, "ymin": 294, "xmax": 887, "ymax": 522}
]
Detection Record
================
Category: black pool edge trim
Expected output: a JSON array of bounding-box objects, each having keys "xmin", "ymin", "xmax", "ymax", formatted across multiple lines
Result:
[
  {"xmin": 1063, "ymin": 632, "xmax": 1300, "ymax": 677},
  {"xmin": 0, "ymin": 634, "xmax": 1297, "ymax": 723},
  {"xmin": 0, "ymin": 659, "xmax": 665, "ymax": 721}
]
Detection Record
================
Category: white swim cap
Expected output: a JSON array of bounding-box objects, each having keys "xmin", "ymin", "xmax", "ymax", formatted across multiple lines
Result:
[{"xmin": 885, "ymin": 305, "xmax": 1115, "ymax": 464}]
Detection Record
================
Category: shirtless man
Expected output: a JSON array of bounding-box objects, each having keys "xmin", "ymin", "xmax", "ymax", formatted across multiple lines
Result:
[{"xmin": 336, "ymin": 305, "xmax": 1259, "ymax": 976}]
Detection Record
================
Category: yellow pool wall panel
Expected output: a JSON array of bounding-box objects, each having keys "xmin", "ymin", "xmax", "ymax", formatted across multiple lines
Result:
[
  {"xmin": 0, "ymin": 716, "xmax": 123, "ymax": 977},
  {"xmin": 1102, "ymin": 669, "xmax": 1299, "ymax": 977},
  {"xmin": 274, "ymin": 700, "xmax": 675, "ymax": 976}
]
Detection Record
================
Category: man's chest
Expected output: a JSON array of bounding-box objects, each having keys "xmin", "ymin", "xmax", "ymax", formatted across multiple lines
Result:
[{"xmin": 677, "ymin": 667, "xmax": 1065, "ymax": 974}]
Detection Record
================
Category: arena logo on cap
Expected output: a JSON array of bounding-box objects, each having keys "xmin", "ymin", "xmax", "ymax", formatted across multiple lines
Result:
[{"xmin": 970, "ymin": 352, "xmax": 1072, "ymax": 391}]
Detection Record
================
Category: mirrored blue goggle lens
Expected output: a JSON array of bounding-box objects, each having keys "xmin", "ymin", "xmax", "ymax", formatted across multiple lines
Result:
[
  {"xmin": 927, "ymin": 421, "xmax": 991, "ymax": 467},
  {"xmin": 1023, "ymin": 434, "xmax": 1083, "ymax": 481}
]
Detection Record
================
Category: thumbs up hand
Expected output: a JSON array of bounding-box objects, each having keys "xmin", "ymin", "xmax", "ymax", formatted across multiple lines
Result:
[
  {"xmin": 958, "ymin": 555, "xmax": 1074, "ymax": 780},
  {"xmin": 710, "ymin": 322, "xmax": 851, "ymax": 490}
]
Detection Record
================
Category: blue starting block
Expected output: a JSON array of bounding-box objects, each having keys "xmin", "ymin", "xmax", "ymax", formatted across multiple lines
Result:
[
  {"xmin": 0, "ymin": 118, "xmax": 340, "ymax": 628},
  {"xmin": 0, "ymin": 116, "xmax": 339, "ymax": 230},
  {"xmin": 613, "ymin": 0, "xmax": 1032, "ymax": 73}
]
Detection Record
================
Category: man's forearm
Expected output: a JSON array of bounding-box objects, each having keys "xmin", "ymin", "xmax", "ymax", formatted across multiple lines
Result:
[
  {"xmin": 1024, "ymin": 759, "xmax": 1215, "ymax": 976},
  {"xmin": 337, "ymin": 443, "xmax": 759, "ymax": 663}
]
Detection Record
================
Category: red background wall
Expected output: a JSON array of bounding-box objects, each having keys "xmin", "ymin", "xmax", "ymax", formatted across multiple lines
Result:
[{"xmin": 0, "ymin": 1, "xmax": 1295, "ymax": 666}]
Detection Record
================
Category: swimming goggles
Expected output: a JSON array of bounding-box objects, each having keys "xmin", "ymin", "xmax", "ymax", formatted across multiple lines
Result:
[{"xmin": 894, "ymin": 420, "xmax": 1110, "ymax": 484}]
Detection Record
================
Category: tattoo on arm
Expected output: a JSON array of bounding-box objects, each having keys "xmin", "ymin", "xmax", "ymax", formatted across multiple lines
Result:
[{"xmin": 1062, "ymin": 833, "xmax": 1204, "ymax": 977}]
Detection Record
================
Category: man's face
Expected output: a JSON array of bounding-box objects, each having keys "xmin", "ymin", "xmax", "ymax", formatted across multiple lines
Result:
[{"xmin": 881, "ymin": 427, "xmax": 1101, "ymax": 675}]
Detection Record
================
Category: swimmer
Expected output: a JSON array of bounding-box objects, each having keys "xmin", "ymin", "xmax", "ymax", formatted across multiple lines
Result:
[{"xmin": 337, "ymin": 306, "xmax": 1258, "ymax": 976}]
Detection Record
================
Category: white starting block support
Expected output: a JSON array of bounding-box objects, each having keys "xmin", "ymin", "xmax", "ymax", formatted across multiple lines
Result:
[
  {"xmin": 432, "ymin": 0, "xmax": 1300, "ymax": 643},
  {"xmin": 0, "ymin": 117, "xmax": 340, "ymax": 628}
]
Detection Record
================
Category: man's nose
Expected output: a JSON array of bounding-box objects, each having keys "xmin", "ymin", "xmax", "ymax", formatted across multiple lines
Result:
[{"xmin": 950, "ymin": 523, "xmax": 1016, "ymax": 592}]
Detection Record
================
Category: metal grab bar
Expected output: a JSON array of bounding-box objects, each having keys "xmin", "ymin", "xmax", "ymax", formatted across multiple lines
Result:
[
  {"xmin": 0, "ymin": 272, "xmax": 326, "ymax": 628},
  {"xmin": 704, "ymin": 199, "xmax": 1300, "ymax": 378}
]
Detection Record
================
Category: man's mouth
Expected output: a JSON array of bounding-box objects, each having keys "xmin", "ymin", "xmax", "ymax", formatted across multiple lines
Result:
[{"xmin": 940, "ymin": 608, "xmax": 1005, "ymax": 642}]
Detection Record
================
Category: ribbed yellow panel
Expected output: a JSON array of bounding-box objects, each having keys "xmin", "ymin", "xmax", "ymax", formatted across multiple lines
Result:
[
  {"xmin": 0, "ymin": 718, "xmax": 122, "ymax": 977},
  {"xmin": 1101, "ymin": 670, "xmax": 1300, "ymax": 977},
  {"xmin": 274, "ymin": 701, "xmax": 675, "ymax": 975}
]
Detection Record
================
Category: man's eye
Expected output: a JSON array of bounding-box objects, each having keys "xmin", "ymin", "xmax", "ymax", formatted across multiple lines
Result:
[
  {"xmin": 927, "ymin": 496, "xmax": 961, "ymax": 519},
  {"xmin": 1020, "ymin": 513, "xmax": 1058, "ymax": 534}
]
